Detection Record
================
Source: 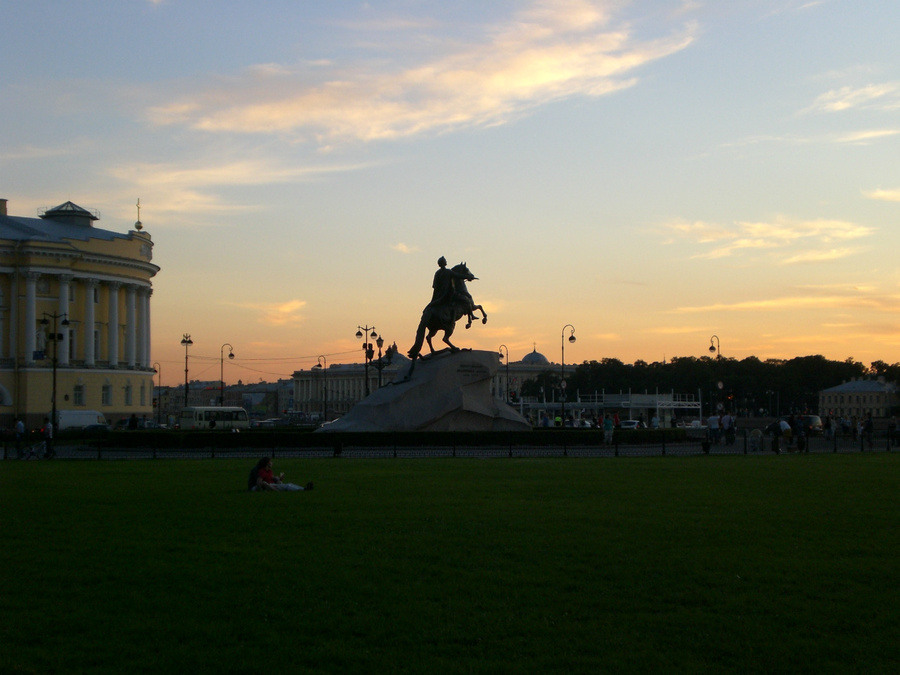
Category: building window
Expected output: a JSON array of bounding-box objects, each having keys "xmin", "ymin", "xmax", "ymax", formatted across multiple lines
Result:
[
  {"xmin": 69, "ymin": 285, "xmax": 75, "ymax": 302},
  {"xmin": 102, "ymin": 384, "xmax": 112, "ymax": 406},
  {"xmin": 94, "ymin": 330, "xmax": 101, "ymax": 360},
  {"xmin": 124, "ymin": 383, "xmax": 133, "ymax": 406},
  {"xmin": 73, "ymin": 385, "xmax": 85, "ymax": 406},
  {"xmin": 68, "ymin": 328, "xmax": 76, "ymax": 360},
  {"xmin": 93, "ymin": 287, "xmax": 100, "ymax": 304},
  {"xmin": 140, "ymin": 383, "xmax": 146, "ymax": 407}
]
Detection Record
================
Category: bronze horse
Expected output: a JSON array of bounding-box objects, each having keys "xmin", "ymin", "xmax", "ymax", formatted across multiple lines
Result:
[{"xmin": 408, "ymin": 262, "xmax": 487, "ymax": 359}]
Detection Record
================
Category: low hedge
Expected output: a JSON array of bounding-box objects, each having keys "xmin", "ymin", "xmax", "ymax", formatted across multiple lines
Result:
[{"xmin": 79, "ymin": 427, "xmax": 691, "ymax": 451}]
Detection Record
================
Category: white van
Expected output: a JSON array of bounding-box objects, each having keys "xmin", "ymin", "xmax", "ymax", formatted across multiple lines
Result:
[
  {"xmin": 57, "ymin": 410, "xmax": 108, "ymax": 431},
  {"xmin": 179, "ymin": 407, "xmax": 250, "ymax": 430}
]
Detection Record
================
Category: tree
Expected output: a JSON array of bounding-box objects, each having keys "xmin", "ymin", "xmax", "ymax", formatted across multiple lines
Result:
[
  {"xmin": 520, "ymin": 370, "xmax": 560, "ymax": 399},
  {"xmin": 870, "ymin": 360, "xmax": 890, "ymax": 376},
  {"xmin": 561, "ymin": 352, "xmax": 877, "ymax": 416}
]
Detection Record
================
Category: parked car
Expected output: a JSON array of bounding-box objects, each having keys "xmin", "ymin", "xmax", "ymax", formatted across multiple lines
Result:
[
  {"xmin": 114, "ymin": 417, "xmax": 159, "ymax": 430},
  {"xmin": 781, "ymin": 415, "xmax": 823, "ymax": 436},
  {"xmin": 618, "ymin": 420, "xmax": 645, "ymax": 430}
]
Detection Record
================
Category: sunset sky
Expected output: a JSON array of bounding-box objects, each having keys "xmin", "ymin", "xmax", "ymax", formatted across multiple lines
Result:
[{"xmin": 4, "ymin": 0, "xmax": 900, "ymax": 386}]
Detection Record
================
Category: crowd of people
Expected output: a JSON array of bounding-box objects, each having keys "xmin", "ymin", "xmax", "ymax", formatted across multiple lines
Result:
[
  {"xmin": 706, "ymin": 411, "xmax": 737, "ymax": 445},
  {"xmin": 822, "ymin": 412, "xmax": 878, "ymax": 448},
  {"xmin": 11, "ymin": 416, "xmax": 54, "ymax": 460},
  {"xmin": 765, "ymin": 411, "xmax": 889, "ymax": 452}
]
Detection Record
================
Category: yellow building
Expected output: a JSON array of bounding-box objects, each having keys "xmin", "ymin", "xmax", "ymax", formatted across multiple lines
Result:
[
  {"xmin": 1, "ymin": 198, "xmax": 159, "ymax": 429},
  {"xmin": 818, "ymin": 377, "xmax": 898, "ymax": 419}
]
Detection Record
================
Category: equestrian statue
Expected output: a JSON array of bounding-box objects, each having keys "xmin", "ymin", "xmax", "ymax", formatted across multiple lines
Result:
[{"xmin": 407, "ymin": 257, "xmax": 487, "ymax": 361}]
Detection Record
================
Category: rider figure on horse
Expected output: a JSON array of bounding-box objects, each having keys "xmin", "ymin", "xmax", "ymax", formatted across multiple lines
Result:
[
  {"xmin": 407, "ymin": 258, "xmax": 487, "ymax": 361},
  {"xmin": 429, "ymin": 256, "xmax": 471, "ymax": 310}
]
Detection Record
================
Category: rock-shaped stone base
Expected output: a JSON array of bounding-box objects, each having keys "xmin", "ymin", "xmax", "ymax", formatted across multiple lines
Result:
[{"xmin": 315, "ymin": 349, "xmax": 531, "ymax": 432}]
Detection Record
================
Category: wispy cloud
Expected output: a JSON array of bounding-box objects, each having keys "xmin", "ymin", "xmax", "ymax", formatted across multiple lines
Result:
[
  {"xmin": 147, "ymin": 1, "xmax": 696, "ymax": 143},
  {"xmin": 107, "ymin": 159, "xmax": 374, "ymax": 216},
  {"xmin": 803, "ymin": 81, "xmax": 900, "ymax": 113},
  {"xmin": 220, "ymin": 298, "xmax": 307, "ymax": 327},
  {"xmin": 661, "ymin": 216, "xmax": 873, "ymax": 263},
  {"xmin": 111, "ymin": 159, "xmax": 371, "ymax": 189},
  {"xmin": 650, "ymin": 325, "xmax": 708, "ymax": 335},
  {"xmin": 725, "ymin": 128, "xmax": 900, "ymax": 148},
  {"xmin": 392, "ymin": 242, "xmax": 418, "ymax": 254},
  {"xmin": 863, "ymin": 187, "xmax": 900, "ymax": 202},
  {"xmin": 0, "ymin": 139, "xmax": 95, "ymax": 161},
  {"xmin": 835, "ymin": 129, "xmax": 900, "ymax": 143},
  {"xmin": 671, "ymin": 287, "xmax": 900, "ymax": 315},
  {"xmin": 781, "ymin": 248, "xmax": 863, "ymax": 264},
  {"xmin": 765, "ymin": 0, "xmax": 833, "ymax": 16},
  {"xmin": 256, "ymin": 300, "xmax": 307, "ymax": 327}
]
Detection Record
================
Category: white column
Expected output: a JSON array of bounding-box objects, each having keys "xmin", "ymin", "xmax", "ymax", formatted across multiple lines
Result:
[
  {"xmin": 4, "ymin": 272, "xmax": 12, "ymax": 360},
  {"xmin": 83, "ymin": 280, "xmax": 97, "ymax": 366},
  {"xmin": 135, "ymin": 288, "xmax": 145, "ymax": 368},
  {"xmin": 125, "ymin": 285, "xmax": 136, "ymax": 368},
  {"xmin": 108, "ymin": 282, "xmax": 120, "ymax": 367},
  {"xmin": 24, "ymin": 272, "xmax": 39, "ymax": 365},
  {"xmin": 0, "ymin": 283, "xmax": 4, "ymax": 359},
  {"xmin": 136, "ymin": 287, "xmax": 150, "ymax": 368},
  {"xmin": 143, "ymin": 288, "xmax": 152, "ymax": 368},
  {"xmin": 57, "ymin": 274, "xmax": 72, "ymax": 366}
]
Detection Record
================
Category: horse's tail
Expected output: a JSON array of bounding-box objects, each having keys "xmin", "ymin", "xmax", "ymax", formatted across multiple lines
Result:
[{"xmin": 407, "ymin": 313, "xmax": 428, "ymax": 359}]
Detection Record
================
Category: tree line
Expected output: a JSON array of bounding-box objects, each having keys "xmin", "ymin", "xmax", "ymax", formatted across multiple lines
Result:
[{"xmin": 519, "ymin": 355, "xmax": 900, "ymax": 417}]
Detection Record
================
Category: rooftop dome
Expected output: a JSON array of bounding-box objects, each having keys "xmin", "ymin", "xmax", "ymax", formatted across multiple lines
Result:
[
  {"xmin": 40, "ymin": 201, "xmax": 99, "ymax": 227},
  {"xmin": 521, "ymin": 347, "xmax": 550, "ymax": 365}
]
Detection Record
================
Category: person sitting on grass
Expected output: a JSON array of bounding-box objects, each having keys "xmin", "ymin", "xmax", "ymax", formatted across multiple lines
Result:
[{"xmin": 248, "ymin": 457, "xmax": 313, "ymax": 492}]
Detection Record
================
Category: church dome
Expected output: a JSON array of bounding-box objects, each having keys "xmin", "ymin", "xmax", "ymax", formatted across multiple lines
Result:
[{"xmin": 521, "ymin": 347, "xmax": 550, "ymax": 365}]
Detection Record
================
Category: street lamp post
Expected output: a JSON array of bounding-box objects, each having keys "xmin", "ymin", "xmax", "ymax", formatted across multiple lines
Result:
[
  {"xmin": 561, "ymin": 325, "xmax": 576, "ymax": 426},
  {"xmin": 181, "ymin": 333, "xmax": 193, "ymax": 407},
  {"xmin": 153, "ymin": 362, "xmax": 161, "ymax": 425},
  {"xmin": 40, "ymin": 312, "xmax": 69, "ymax": 432},
  {"xmin": 220, "ymin": 343, "xmax": 235, "ymax": 406},
  {"xmin": 356, "ymin": 325, "xmax": 378, "ymax": 397},
  {"xmin": 315, "ymin": 355, "xmax": 327, "ymax": 422},
  {"xmin": 709, "ymin": 335, "xmax": 722, "ymax": 416},
  {"xmin": 375, "ymin": 335, "xmax": 385, "ymax": 388},
  {"xmin": 499, "ymin": 345, "xmax": 510, "ymax": 403}
]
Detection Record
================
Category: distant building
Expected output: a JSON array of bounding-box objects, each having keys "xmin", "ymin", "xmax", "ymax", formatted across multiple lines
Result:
[
  {"xmin": 291, "ymin": 345, "xmax": 700, "ymax": 426},
  {"xmin": 292, "ymin": 345, "xmax": 574, "ymax": 421},
  {"xmin": 0, "ymin": 198, "xmax": 159, "ymax": 429},
  {"xmin": 495, "ymin": 346, "xmax": 573, "ymax": 402},
  {"xmin": 292, "ymin": 346, "xmax": 410, "ymax": 419},
  {"xmin": 819, "ymin": 377, "xmax": 898, "ymax": 419}
]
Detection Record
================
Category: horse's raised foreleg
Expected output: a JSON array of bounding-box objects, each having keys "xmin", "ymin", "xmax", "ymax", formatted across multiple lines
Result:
[{"xmin": 474, "ymin": 304, "xmax": 487, "ymax": 324}]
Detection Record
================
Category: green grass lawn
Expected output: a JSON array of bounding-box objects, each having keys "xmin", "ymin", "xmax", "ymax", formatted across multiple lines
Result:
[{"xmin": 2, "ymin": 454, "xmax": 899, "ymax": 674}]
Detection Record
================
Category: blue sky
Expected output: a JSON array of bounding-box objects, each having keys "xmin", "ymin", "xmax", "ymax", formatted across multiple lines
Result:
[{"xmin": 3, "ymin": 0, "xmax": 899, "ymax": 385}]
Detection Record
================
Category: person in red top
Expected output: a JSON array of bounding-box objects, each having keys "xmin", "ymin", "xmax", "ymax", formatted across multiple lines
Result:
[{"xmin": 249, "ymin": 457, "xmax": 312, "ymax": 492}]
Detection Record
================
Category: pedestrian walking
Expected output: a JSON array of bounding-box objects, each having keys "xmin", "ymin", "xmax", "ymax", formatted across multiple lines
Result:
[
  {"xmin": 14, "ymin": 417, "xmax": 25, "ymax": 459},
  {"xmin": 41, "ymin": 417, "xmax": 55, "ymax": 459}
]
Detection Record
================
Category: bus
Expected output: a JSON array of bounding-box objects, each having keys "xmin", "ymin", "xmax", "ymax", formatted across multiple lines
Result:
[{"xmin": 179, "ymin": 407, "xmax": 250, "ymax": 430}]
